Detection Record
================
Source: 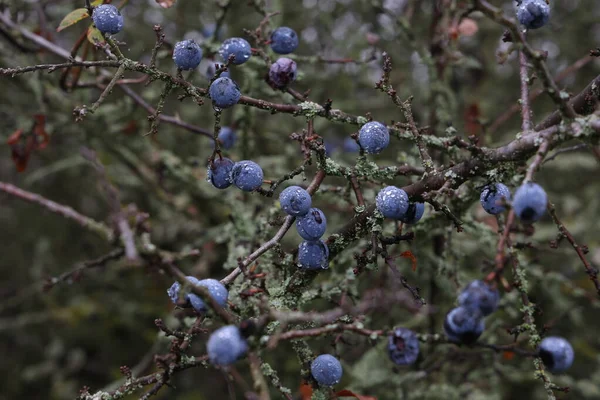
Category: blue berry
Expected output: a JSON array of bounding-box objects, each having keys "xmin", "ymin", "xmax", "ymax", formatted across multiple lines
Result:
[
  {"xmin": 399, "ymin": 202, "xmax": 425, "ymax": 224},
  {"xmin": 219, "ymin": 37, "xmax": 252, "ymax": 65},
  {"xmin": 209, "ymin": 77, "xmax": 241, "ymax": 109},
  {"xmin": 217, "ymin": 127, "xmax": 237, "ymax": 150},
  {"xmin": 443, "ymin": 306, "xmax": 485, "ymax": 344},
  {"xmin": 207, "ymin": 325, "xmax": 248, "ymax": 366},
  {"xmin": 358, "ymin": 121, "xmax": 390, "ymax": 154},
  {"xmin": 376, "ymin": 186, "xmax": 409, "ymax": 220},
  {"xmin": 270, "ymin": 27, "xmax": 299, "ymax": 54},
  {"xmin": 513, "ymin": 182, "xmax": 547, "ymax": 223},
  {"xmin": 296, "ymin": 208, "xmax": 327, "ymax": 241},
  {"xmin": 92, "ymin": 4, "xmax": 124, "ymax": 35},
  {"xmin": 172, "ymin": 40, "xmax": 202, "ymax": 70},
  {"xmin": 167, "ymin": 276, "xmax": 200, "ymax": 307},
  {"xmin": 538, "ymin": 336, "xmax": 574, "ymax": 373},
  {"xmin": 342, "ymin": 137, "xmax": 360, "ymax": 153},
  {"xmin": 230, "ymin": 160, "xmax": 263, "ymax": 191},
  {"xmin": 480, "ymin": 183, "xmax": 511, "ymax": 215},
  {"xmin": 187, "ymin": 278, "xmax": 229, "ymax": 313},
  {"xmin": 310, "ymin": 354, "xmax": 342, "ymax": 386},
  {"xmin": 269, "ymin": 57, "xmax": 297, "ymax": 88},
  {"xmin": 516, "ymin": 0, "xmax": 550, "ymax": 30},
  {"xmin": 208, "ymin": 157, "xmax": 235, "ymax": 189},
  {"xmin": 279, "ymin": 186, "xmax": 312, "ymax": 217},
  {"xmin": 387, "ymin": 328, "xmax": 420, "ymax": 366},
  {"xmin": 298, "ymin": 240, "xmax": 329, "ymax": 270},
  {"xmin": 458, "ymin": 280, "xmax": 500, "ymax": 316}
]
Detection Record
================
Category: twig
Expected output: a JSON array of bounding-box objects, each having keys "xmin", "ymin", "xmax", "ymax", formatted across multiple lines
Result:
[
  {"xmin": 547, "ymin": 203, "xmax": 599, "ymax": 297},
  {"xmin": 0, "ymin": 181, "xmax": 114, "ymax": 241}
]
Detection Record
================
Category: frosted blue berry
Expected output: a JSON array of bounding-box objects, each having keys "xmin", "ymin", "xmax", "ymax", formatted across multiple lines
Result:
[
  {"xmin": 296, "ymin": 208, "xmax": 327, "ymax": 241},
  {"xmin": 209, "ymin": 77, "xmax": 241, "ymax": 109},
  {"xmin": 279, "ymin": 186, "xmax": 312, "ymax": 217},
  {"xmin": 376, "ymin": 186, "xmax": 409, "ymax": 220},
  {"xmin": 516, "ymin": 0, "xmax": 550, "ymax": 30},
  {"xmin": 219, "ymin": 37, "xmax": 252, "ymax": 65},
  {"xmin": 207, "ymin": 325, "xmax": 248, "ymax": 366},
  {"xmin": 270, "ymin": 27, "xmax": 299, "ymax": 54},
  {"xmin": 92, "ymin": 4, "xmax": 124, "ymax": 35},
  {"xmin": 310, "ymin": 354, "xmax": 342, "ymax": 386},
  {"xmin": 399, "ymin": 202, "xmax": 425, "ymax": 224},
  {"xmin": 539, "ymin": 336, "xmax": 574, "ymax": 373},
  {"xmin": 172, "ymin": 40, "xmax": 202, "ymax": 70},
  {"xmin": 208, "ymin": 157, "xmax": 234, "ymax": 189},
  {"xmin": 217, "ymin": 127, "xmax": 237, "ymax": 150},
  {"xmin": 342, "ymin": 137, "xmax": 360, "ymax": 153},
  {"xmin": 167, "ymin": 276, "xmax": 200, "ymax": 307},
  {"xmin": 187, "ymin": 278, "xmax": 229, "ymax": 313},
  {"xmin": 230, "ymin": 160, "xmax": 263, "ymax": 192},
  {"xmin": 358, "ymin": 121, "xmax": 389, "ymax": 154},
  {"xmin": 444, "ymin": 306, "xmax": 485, "ymax": 344},
  {"xmin": 513, "ymin": 182, "xmax": 547, "ymax": 223},
  {"xmin": 480, "ymin": 183, "xmax": 511, "ymax": 215},
  {"xmin": 298, "ymin": 240, "xmax": 329, "ymax": 270},
  {"xmin": 458, "ymin": 280, "xmax": 499, "ymax": 316},
  {"xmin": 387, "ymin": 328, "xmax": 419, "ymax": 366},
  {"xmin": 269, "ymin": 57, "xmax": 297, "ymax": 88}
]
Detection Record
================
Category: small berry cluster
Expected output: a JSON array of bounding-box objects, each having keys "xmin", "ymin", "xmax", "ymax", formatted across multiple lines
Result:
[
  {"xmin": 279, "ymin": 186, "xmax": 330, "ymax": 270},
  {"xmin": 480, "ymin": 182, "xmax": 548, "ymax": 223}
]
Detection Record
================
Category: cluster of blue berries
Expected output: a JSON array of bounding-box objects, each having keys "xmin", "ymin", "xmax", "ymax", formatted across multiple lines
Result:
[
  {"xmin": 480, "ymin": 182, "xmax": 548, "ymax": 223},
  {"xmin": 167, "ymin": 276, "xmax": 228, "ymax": 313},
  {"xmin": 516, "ymin": 0, "xmax": 551, "ymax": 30},
  {"xmin": 208, "ymin": 158, "xmax": 264, "ymax": 192},
  {"xmin": 375, "ymin": 186, "xmax": 425, "ymax": 224},
  {"xmin": 279, "ymin": 186, "xmax": 329, "ymax": 270},
  {"xmin": 444, "ymin": 280, "xmax": 499, "ymax": 344},
  {"xmin": 92, "ymin": 4, "xmax": 124, "ymax": 35},
  {"xmin": 268, "ymin": 27, "xmax": 300, "ymax": 88}
]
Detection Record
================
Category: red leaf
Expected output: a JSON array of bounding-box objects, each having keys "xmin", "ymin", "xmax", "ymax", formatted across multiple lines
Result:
[
  {"xmin": 336, "ymin": 389, "xmax": 378, "ymax": 400},
  {"xmin": 400, "ymin": 250, "xmax": 417, "ymax": 272},
  {"xmin": 32, "ymin": 114, "xmax": 50, "ymax": 149},
  {"xmin": 6, "ymin": 129, "xmax": 23, "ymax": 145},
  {"xmin": 300, "ymin": 382, "xmax": 313, "ymax": 400},
  {"xmin": 464, "ymin": 103, "xmax": 482, "ymax": 137}
]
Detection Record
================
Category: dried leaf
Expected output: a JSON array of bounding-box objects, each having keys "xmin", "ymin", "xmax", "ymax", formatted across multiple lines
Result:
[
  {"xmin": 57, "ymin": 8, "xmax": 89, "ymax": 32},
  {"xmin": 155, "ymin": 0, "xmax": 176, "ymax": 8},
  {"xmin": 400, "ymin": 251, "xmax": 417, "ymax": 272},
  {"xmin": 87, "ymin": 26, "xmax": 106, "ymax": 45},
  {"xmin": 503, "ymin": 350, "xmax": 515, "ymax": 361},
  {"xmin": 32, "ymin": 115, "xmax": 50, "ymax": 149},
  {"xmin": 336, "ymin": 389, "xmax": 378, "ymax": 400},
  {"xmin": 300, "ymin": 382, "xmax": 313, "ymax": 400},
  {"xmin": 6, "ymin": 129, "xmax": 23, "ymax": 146}
]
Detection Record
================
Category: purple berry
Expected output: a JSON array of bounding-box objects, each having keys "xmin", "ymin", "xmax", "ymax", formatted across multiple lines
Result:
[
  {"xmin": 513, "ymin": 182, "xmax": 547, "ymax": 223},
  {"xmin": 209, "ymin": 77, "xmax": 241, "ymax": 109},
  {"xmin": 358, "ymin": 121, "xmax": 389, "ymax": 154},
  {"xmin": 444, "ymin": 306, "xmax": 485, "ymax": 344},
  {"xmin": 539, "ymin": 336, "xmax": 574, "ymax": 373},
  {"xmin": 387, "ymin": 328, "xmax": 420, "ymax": 365},
  {"xmin": 458, "ymin": 280, "xmax": 500, "ymax": 316},
  {"xmin": 207, "ymin": 325, "xmax": 248, "ymax": 366},
  {"xmin": 298, "ymin": 240, "xmax": 329, "ymax": 270},
  {"xmin": 269, "ymin": 57, "xmax": 297, "ymax": 88},
  {"xmin": 376, "ymin": 186, "xmax": 409, "ymax": 220},
  {"xmin": 480, "ymin": 183, "xmax": 511, "ymax": 215},
  {"xmin": 230, "ymin": 160, "xmax": 263, "ymax": 192},
  {"xmin": 219, "ymin": 37, "xmax": 252, "ymax": 65}
]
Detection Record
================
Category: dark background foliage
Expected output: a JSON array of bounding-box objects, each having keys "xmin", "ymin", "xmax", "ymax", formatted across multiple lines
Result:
[{"xmin": 1, "ymin": 0, "xmax": 599, "ymax": 399}]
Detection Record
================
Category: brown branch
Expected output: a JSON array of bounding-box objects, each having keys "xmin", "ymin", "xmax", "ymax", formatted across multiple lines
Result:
[
  {"xmin": 0, "ymin": 181, "xmax": 114, "ymax": 241},
  {"xmin": 547, "ymin": 203, "xmax": 600, "ymax": 297}
]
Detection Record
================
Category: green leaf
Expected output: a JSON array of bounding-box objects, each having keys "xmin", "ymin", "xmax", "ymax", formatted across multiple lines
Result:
[
  {"xmin": 86, "ymin": 26, "xmax": 106, "ymax": 46},
  {"xmin": 56, "ymin": 8, "xmax": 89, "ymax": 32}
]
